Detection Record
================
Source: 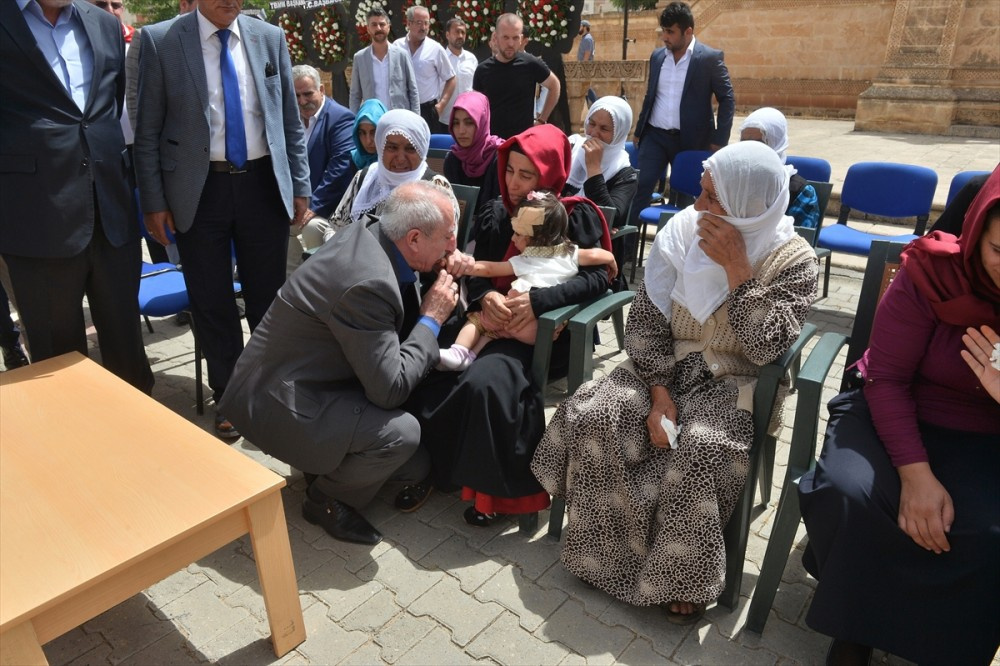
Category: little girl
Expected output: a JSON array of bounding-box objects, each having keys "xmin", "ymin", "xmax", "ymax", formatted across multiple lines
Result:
[{"xmin": 439, "ymin": 191, "xmax": 617, "ymax": 371}]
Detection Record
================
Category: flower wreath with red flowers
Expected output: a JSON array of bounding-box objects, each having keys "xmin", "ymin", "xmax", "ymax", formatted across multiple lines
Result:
[
  {"xmin": 450, "ymin": 0, "xmax": 502, "ymax": 46},
  {"xmin": 519, "ymin": 0, "xmax": 574, "ymax": 47},
  {"xmin": 277, "ymin": 11, "xmax": 307, "ymax": 63},
  {"xmin": 311, "ymin": 3, "xmax": 349, "ymax": 65}
]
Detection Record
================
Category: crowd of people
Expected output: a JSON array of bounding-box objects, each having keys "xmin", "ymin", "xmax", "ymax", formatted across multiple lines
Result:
[{"xmin": 3, "ymin": 0, "xmax": 998, "ymax": 661}]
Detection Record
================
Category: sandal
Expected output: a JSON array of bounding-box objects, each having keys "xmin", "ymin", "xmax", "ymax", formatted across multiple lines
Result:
[
  {"xmin": 664, "ymin": 601, "xmax": 706, "ymax": 626},
  {"xmin": 463, "ymin": 506, "xmax": 501, "ymax": 527},
  {"xmin": 394, "ymin": 481, "xmax": 433, "ymax": 512}
]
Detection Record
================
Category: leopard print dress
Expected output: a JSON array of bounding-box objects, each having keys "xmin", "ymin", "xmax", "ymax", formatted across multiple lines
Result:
[{"xmin": 531, "ymin": 243, "xmax": 816, "ymax": 606}]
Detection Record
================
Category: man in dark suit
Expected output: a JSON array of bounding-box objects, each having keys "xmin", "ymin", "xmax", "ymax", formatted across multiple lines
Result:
[
  {"xmin": 220, "ymin": 182, "xmax": 472, "ymax": 546},
  {"xmin": 628, "ymin": 1, "xmax": 734, "ymax": 230},
  {"xmin": 0, "ymin": 0, "xmax": 153, "ymax": 391},
  {"xmin": 135, "ymin": 0, "xmax": 310, "ymax": 438}
]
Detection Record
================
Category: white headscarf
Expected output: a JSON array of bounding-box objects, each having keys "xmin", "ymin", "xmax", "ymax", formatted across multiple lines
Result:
[
  {"xmin": 350, "ymin": 109, "xmax": 430, "ymax": 222},
  {"xmin": 645, "ymin": 141, "xmax": 797, "ymax": 324},
  {"xmin": 566, "ymin": 96, "xmax": 633, "ymax": 190},
  {"xmin": 739, "ymin": 107, "xmax": 789, "ymax": 164}
]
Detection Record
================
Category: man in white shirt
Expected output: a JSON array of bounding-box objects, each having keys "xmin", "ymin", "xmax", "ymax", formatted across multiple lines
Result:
[
  {"xmin": 440, "ymin": 17, "xmax": 478, "ymax": 132},
  {"xmin": 349, "ymin": 6, "xmax": 419, "ymax": 114},
  {"xmin": 401, "ymin": 5, "xmax": 455, "ymax": 133},
  {"xmin": 628, "ymin": 1, "xmax": 734, "ymax": 230}
]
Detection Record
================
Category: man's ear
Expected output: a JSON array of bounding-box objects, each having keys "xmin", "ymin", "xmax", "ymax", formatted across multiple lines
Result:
[{"xmin": 405, "ymin": 227, "xmax": 422, "ymax": 251}]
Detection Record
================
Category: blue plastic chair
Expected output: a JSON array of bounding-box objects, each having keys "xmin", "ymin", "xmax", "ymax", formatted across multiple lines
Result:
[
  {"xmin": 636, "ymin": 150, "xmax": 710, "ymax": 264},
  {"xmin": 429, "ymin": 133, "xmax": 453, "ymax": 150},
  {"xmin": 786, "ymin": 155, "xmax": 832, "ymax": 183},
  {"xmin": 946, "ymin": 170, "xmax": 990, "ymax": 207},
  {"xmin": 817, "ymin": 161, "xmax": 937, "ymax": 257}
]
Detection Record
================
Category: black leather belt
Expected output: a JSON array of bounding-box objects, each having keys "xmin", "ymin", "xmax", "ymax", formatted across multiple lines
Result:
[
  {"xmin": 208, "ymin": 156, "xmax": 270, "ymax": 174},
  {"xmin": 658, "ymin": 127, "xmax": 681, "ymax": 136}
]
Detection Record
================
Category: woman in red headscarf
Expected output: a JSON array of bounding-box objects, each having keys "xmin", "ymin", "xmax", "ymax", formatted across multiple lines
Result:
[
  {"xmin": 799, "ymin": 166, "xmax": 1000, "ymax": 665},
  {"xmin": 400, "ymin": 124, "xmax": 612, "ymax": 526}
]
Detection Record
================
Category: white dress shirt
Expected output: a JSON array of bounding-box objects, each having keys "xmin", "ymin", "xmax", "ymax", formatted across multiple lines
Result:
[
  {"xmin": 406, "ymin": 37, "xmax": 455, "ymax": 105},
  {"xmin": 197, "ymin": 10, "xmax": 268, "ymax": 162},
  {"xmin": 441, "ymin": 48, "xmax": 478, "ymax": 125},
  {"xmin": 648, "ymin": 36, "xmax": 696, "ymax": 132},
  {"xmin": 302, "ymin": 95, "xmax": 325, "ymax": 145},
  {"xmin": 370, "ymin": 47, "xmax": 391, "ymax": 108}
]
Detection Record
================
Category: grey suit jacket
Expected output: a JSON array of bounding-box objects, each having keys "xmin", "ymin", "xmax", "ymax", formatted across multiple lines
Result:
[
  {"xmin": 349, "ymin": 43, "xmax": 419, "ymax": 114},
  {"xmin": 134, "ymin": 11, "xmax": 310, "ymax": 232},
  {"xmin": 219, "ymin": 219, "xmax": 439, "ymax": 473},
  {"xmin": 0, "ymin": 0, "xmax": 136, "ymax": 258}
]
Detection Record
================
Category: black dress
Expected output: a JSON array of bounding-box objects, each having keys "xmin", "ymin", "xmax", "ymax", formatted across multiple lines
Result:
[
  {"xmin": 443, "ymin": 153, "xmax": 501, "ymax": 215},
  {"xmin": 405, "ymin": 198, "xmax": 610, "ymax": 501}
]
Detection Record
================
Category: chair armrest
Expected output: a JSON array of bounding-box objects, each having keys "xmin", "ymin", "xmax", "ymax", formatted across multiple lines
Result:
[
  {"xmin": 785, "ymin": 331, "xmax": 848, "ymax": 475},
  {"xmin": 531, "ymin": 303, "xmax": 584, "ymax": 388},
  {"xmin": 567, "ymin": 291, "xmax": 635, "ymax": 329},
  {"xmin": 610, "ymin": 225, "xmax": 638, "ymax": 241},
  {"xmin": 752, "ymin": 322, "xmax": 818, "ymax": 435}
]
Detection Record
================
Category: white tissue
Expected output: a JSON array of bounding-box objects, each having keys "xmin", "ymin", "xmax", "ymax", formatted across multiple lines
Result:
[{"xmin": 659, "ymin": 416, "xmax": 681, "ymax": 449}]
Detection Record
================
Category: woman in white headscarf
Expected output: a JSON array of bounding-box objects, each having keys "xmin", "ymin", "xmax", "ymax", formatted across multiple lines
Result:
[
  {"xmin": 532, "ymin": 141, "xmax": 818, "ymax": 625},
  {"xmin": 740, "ymin": 107, "xmax": 821, "ymax": 228},
  {"xmin": 324, "ymin": 109, "xmax": 441, "ymax": 240},
  {"xmin": 564, "ymin": 96, "xmax": 638, "ymax": 288}
]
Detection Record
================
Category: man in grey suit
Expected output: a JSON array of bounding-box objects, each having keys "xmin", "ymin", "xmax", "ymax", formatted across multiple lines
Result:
[
  {"xmin": 349, "ymin": 5, "xmax": 419, "ymax": 114},
  {"xmin": 135, "ymin": 0, "xmax": 310, "ymax": 438},
  {"xmin": 220, "ymin": 182, "xmax": 471, "ymax": 545},
  {"xmin": 1, "ymin": 0, "xmax": 153, "ymax": 392}
]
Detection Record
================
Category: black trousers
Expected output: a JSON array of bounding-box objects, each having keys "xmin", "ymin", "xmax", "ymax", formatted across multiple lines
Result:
[
  {"xmin": 419, "ymin": 99, "xmax": 446, "ymax": 134},
  {"xmin": 175, "ymin": 165, "xmax": 289, "ymax": 404},
  {"xmin": 3, "ymin": 219, "xmax": 153, "ymax": 393}
]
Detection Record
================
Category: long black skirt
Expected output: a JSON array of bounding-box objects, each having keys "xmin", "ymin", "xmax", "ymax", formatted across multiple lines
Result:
[
  {"xmin": 405, "ymin": 336, "xmax": 561, "ymax": 498},
  {"xmin": 799, "ymin": 390, "xmax": 1000, "ymax": 665}
]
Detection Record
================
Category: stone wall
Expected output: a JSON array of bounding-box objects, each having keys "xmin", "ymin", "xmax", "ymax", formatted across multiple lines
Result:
[{"xmin": 562, "ymin": 0, "xmax": 1000, "ymax": 134}]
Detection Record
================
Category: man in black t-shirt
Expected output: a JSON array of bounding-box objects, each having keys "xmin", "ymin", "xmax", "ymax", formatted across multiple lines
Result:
[{"xmin": 472, "ymin": 14, "xmax": 560, "ymax": 139}]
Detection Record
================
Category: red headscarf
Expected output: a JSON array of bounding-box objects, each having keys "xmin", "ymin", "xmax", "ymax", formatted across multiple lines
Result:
[
  {"xmin": 449, "ymin": 91, "xmax": 504, "ymax": 179},
  {"xmin": 492, "ymin": 124, "xmax": 612, "ymax": 292},
  {"xmin": 900, "ymin": 165, "xmax": 1000, "ymax": 328}
]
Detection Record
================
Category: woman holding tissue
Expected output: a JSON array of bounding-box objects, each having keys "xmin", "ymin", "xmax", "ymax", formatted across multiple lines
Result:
[{"xmin": 531, "ymin": 141, "xmax": 817, "ymax": 624}]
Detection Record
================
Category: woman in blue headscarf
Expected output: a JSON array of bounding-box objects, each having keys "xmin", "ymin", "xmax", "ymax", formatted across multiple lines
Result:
[{"xmin": 350, "ymin": 98, "xmax": 388, "ymax": 172}]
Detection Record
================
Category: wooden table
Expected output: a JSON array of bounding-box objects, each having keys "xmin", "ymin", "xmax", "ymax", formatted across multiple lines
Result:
[{"xmin": 0, "ymin": 353, "xmax": 305, "ymax": 665}]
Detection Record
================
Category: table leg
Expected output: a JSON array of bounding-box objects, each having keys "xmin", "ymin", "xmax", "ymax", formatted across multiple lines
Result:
[
  {"xmin": 245, "ymin": 491, "xmax": 306, "ymax": 657},
  {"xmin": 1, "ymin": 622, "xmax": 49, "ymax": 666}
]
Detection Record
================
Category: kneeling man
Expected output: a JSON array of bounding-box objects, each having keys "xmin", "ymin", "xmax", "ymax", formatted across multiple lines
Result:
[{"xmin": 221, "ymin": 181, "xmax": 470, "ymax": 545}]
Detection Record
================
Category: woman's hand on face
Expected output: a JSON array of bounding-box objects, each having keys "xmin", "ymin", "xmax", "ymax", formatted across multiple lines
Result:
[
  {"xmin": 697, "ymin": 213, "xmax": 754, "ymax": 288},
  {"xmin": 480, "ymin": 291, "xmax": 512, "ymax": 327},
  {"xmin": 960, "ymin": 325, "xmax": 1000, "ymax": 404},
  {"xmin": 897, "ymin": 462, "xmax": 954, "ymax": 554},
  {"xmin": 646, "ymin": 387, "xmax": 678, "ymax": 449},
  {"xmin": 503, "ymin": 290, "xmax": 536, "ymax": 333},
  {"xmin": 583, "ymin": 137, "xmax": 604, "ymax": 177}
]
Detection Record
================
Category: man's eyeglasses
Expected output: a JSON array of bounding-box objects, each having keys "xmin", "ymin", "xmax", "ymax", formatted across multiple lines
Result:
[{"xmin": 95, "ymin": 1, "xmax": 124, "ymax": 9}]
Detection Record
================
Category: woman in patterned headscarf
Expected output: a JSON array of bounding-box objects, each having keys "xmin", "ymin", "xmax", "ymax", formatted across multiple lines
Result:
[
  {"xmin": 531, "ymin": 141, "xmax": 818, "ymax": 625},
  {"xmin": 324, "ymin": 109, "xmax": 439, "ymax": 240},
  {"xmin": 564, "ymin": 96, "xmax": 638, "ymax": 289}
]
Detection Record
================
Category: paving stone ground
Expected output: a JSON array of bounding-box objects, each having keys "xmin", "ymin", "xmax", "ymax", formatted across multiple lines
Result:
[{"xmin": 10, "ymin": 123, "xmax": 998, "ymax": 665}]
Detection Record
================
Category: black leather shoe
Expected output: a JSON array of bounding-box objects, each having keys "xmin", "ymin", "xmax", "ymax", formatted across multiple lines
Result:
[
  {"xmin": 394, "ymin": 481, "xmax": 433, "ymax": 512},
  {"xmin": 302, "ymin": 497, "xmax": 382, "ymax": 545},
  {"xmin": 1, "ymin": 342, "xmax": 29, "ymax": 370},
  {"xmin": 463, "ymin": 506, "xmax": 501, "ymax": 527}
]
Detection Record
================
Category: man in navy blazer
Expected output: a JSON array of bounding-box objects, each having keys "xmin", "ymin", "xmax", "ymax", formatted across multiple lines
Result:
[
  {"xmin": 628, "ymin": 1, "xmax": 734, "ymax": 230},
  {"xmin": 0, "ymin": 0, "xmax": 153, "ymax": 391}
]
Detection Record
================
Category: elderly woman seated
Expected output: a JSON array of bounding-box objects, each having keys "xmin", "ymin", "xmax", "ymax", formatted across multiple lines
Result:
[
  {"xmin": 323, "ymin": 109, "xmax": 441, "ymax": 241},
  {"xmin": 531, "ymin": 141, "xmax": 818, "ymax": 624},
  {"xmin": 799, "ymin": 169, "xmax": 1000, "ymax": 665}
]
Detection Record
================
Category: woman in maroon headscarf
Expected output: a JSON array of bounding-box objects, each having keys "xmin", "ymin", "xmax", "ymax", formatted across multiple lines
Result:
[
  {"xmin": 443, "ymin": 91, "xmax": 502, "ymax": 214},
  {"xmin": 401, "ymin": 124, "xmax": 612, "ymax": 526},
  {"xmin": 799, "ymin": 166, "xmax": 1000, "ymax": 665}
]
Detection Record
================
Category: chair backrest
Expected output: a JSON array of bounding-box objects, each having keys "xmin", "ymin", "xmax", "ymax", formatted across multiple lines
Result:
[
  {"xmin": 451, "ymin": 183, "xmax": 480, "ymax": 251},
  {"xmin": 946, "ymin": 170, "xmax": 991, "ymax": 207},
  {"xmin": 837, "ymin": 162, "xmax": 938, "ymax": 235},
  {"xmin": 428, "ymin": 133, "xmax": 453, "ymax": 150},
  {"xmin": 597, "ymin": 205, "xmax": 616, "ymax": 228},
  {"xmin": 624, "ymin": 141, "xmax": 639, "ymax": 168},
  {"xmin": 668, "ymin": 149, "xmax": 711, "ymax": 202},
  {"xmin": 794, "ymin": 225, "xmax": 818, "ymax": 248},
  {"xmin": 427, "ymin": 148, "xmax": 449, "ymax": 176},
  {"xmin": 807, "ymin": 179, "xmax": 833, "ymax": 225},
  {"xmin": 787, "ymin": 155, "xmax": 832, "ymax": 183},
  {"xmin": 842, "ymin": 239, "xmax": 905, "ymax": 384}
]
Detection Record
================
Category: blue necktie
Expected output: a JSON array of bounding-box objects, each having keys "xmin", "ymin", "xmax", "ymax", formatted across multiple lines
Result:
[{"xmin": 216, "ymin": 29, "xmax": 247, "ymax": 168}]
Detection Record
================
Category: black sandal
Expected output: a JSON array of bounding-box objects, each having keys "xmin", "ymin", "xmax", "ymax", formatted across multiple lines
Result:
[
  {"xmin": 394, "ymin": 481, "xmax": 433, "ymax": 512},
  {"xmin": 463, "ymin": 506, "xmax": 500, "ymax": 527}
]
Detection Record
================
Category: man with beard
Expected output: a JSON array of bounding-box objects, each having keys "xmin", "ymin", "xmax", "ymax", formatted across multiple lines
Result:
[
  {"xmin": 440, "ymin": 18, "xmax": 478, "ymax": 132},
  {"xmin": 349, "ymin": 5, "xmax": 418, "ymax": 114},
  {"xmin": 472, "ymin": 13, "xmax": 559, "ymax": 139}
]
